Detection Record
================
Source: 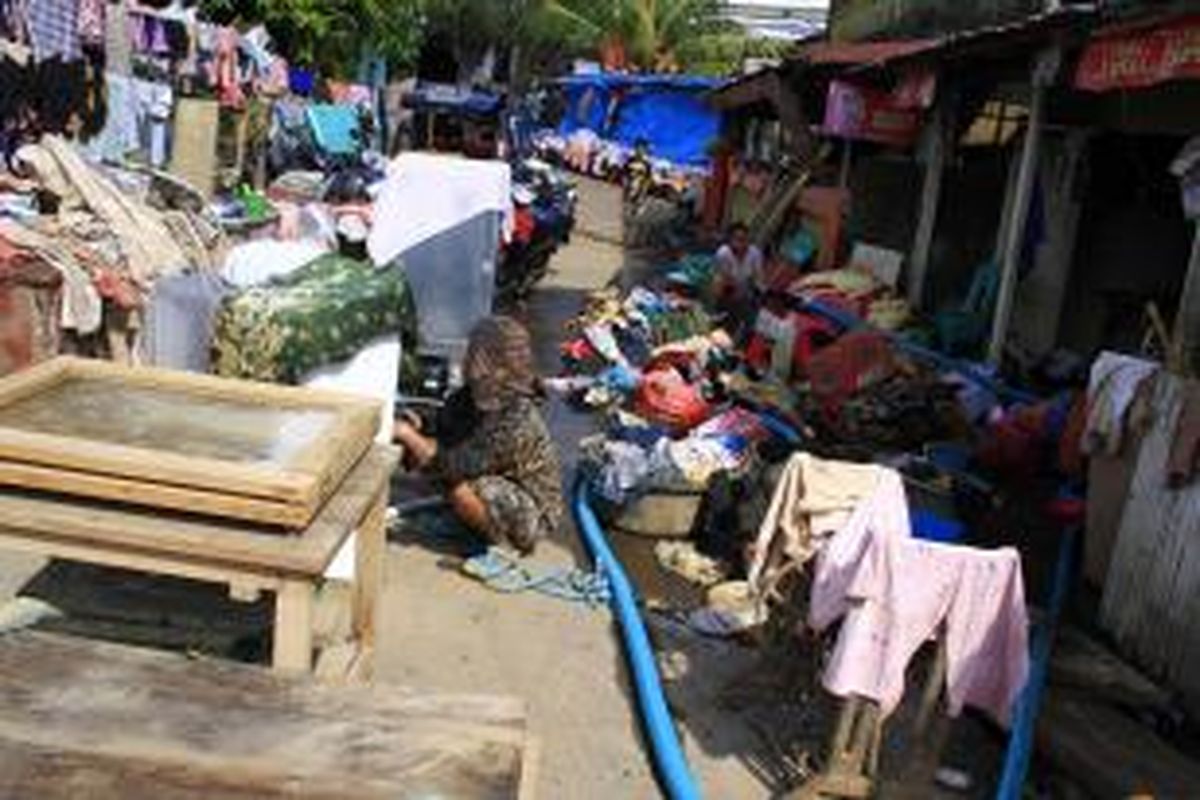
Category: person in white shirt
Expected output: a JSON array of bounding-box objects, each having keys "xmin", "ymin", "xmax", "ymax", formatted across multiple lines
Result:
[{"xmin": 714, "ymin": 222, "xmax": 765, "ymax": 336}]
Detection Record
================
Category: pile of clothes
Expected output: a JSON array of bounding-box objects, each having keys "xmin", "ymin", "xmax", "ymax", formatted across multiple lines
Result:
[
  {"xmin": 0, "ymin": 135, "xmax": 222, "ymax": 365},
  {"xmin": 551, "ymin": 282, "xmax": 792, "ymax": 507},
  {"xmin": 532, "ymin": 128, "xmax": 705, "ymax": 196},
  {"xmin": 548, "ymin": 247, "xmax": 1122, "ymax": 735}
]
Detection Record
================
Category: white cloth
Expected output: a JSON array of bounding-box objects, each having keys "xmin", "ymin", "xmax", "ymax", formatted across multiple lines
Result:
[
  {"xmin": 139, "ymin": 271, "xmax": 227, "ymax": 372},
  {"xmin": 367, "ymin": 152, "xmax": 512, "ymax": 267},
  {"xmin": 83, "ymin": 73, "xmax": 140, "ymax": 163},
  {"xmin": 1083, "ymin": 351, "xmax": 1159, "ymax": 457},
  {"xmin": 222, "ymin": 240, "xmax": 327, "ymax": 288}
]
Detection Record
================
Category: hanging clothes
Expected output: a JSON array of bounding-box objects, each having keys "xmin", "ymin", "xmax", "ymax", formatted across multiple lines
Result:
[
  {"xmin": 27, "ymin": 0, "xmax": 81, "ymax": 64},
  {"xmin": 76, "ymin": 0, "xmax": 102, "ymax": 48},
  {"xmin": 0, "ymin": 0, "xmax": 29, "ymax": 43},
  {"xmin": 131, "ymin": 77, "xmax": 172, "ymax": 167},
  {"xmin": 748, "ymin": 453, "xmax": 897, "ymax": 598},
  {"xmin": 83, "ymin": 72, "xmax": 138, "ymax": 162},
  {"xmin": 1168, "ymin": 380, "xmax": 1200, "ymax": 488},
  {"xmin": 813, "ymin": 528, "xmax": 1029, "ymax": 727},
  {"xmin": 1083, "ymin": 351, "xmax": 1160, "ymax": 457},
  {"xmin": 103, "ymin": 0, "xmax": 130, "ymax": 75},
  {"xmin": 210, "ymin": 26, "xmax": 244, "ymax": 108}
]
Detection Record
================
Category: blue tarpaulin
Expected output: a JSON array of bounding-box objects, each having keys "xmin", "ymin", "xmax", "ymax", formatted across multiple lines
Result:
[
  {"xmin": 407, "ymin": 83, "xmax": 504, "ymax": 117},
  {"xmin": 307, "ymin": 104, "xmax": 360, "ymax": 155},
  {"xmin": 556, "ymin": 74, "xmax": 725, "ymax": 167}
]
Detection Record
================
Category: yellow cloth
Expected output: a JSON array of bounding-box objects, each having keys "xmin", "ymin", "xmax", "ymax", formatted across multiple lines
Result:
[{"xmin": 748, "ymin": 453, "xmax": 887, "ymax": 598}]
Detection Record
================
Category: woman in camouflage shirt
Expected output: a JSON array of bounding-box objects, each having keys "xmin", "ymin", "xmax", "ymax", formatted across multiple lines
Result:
[{"xmin": 394, "ymin": 316, "xmax": 563, "ymax": 554}]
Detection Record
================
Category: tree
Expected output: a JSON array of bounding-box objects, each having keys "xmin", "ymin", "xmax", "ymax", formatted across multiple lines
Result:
[
  {"xmin": 200, "ymin": 0, "xmax": 424, "ymax": 76},
  {"xmin": 535, "ymin": 0, "xmax": 726, "ymax": 72},
  {"xmin": 419, "ymin": 0, "xmax": 745, "ymax": 84}
]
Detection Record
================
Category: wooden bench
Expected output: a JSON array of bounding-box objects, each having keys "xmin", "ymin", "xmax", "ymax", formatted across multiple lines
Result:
[
  {"xmin": 0, "ymin": 445, "xmax": 397, "ymax": 676},
  {"xmin": 0, "ymin": 631, "xmax": 534, "ymax": 799}
]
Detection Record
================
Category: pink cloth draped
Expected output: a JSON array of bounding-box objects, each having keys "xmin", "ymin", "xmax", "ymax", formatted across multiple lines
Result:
[{"xmin": 812, "ymin": 516, "xmax": 1029, "ymax": 726}]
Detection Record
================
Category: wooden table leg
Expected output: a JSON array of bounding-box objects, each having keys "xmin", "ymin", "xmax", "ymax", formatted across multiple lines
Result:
[
  {"xmin": 273, "ymin": 579, "xmax": 314, "ymax": 672},
  {"xmin": 350, "ymin": 489, "xmax": 388, "ymax": 678},
  {"xmin": 789, "ymin": 696, "xmax": 880, "ymax": 799}
]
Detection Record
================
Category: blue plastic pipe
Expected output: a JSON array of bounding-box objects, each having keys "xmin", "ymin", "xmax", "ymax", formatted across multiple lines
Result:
[
  {"xmin": 994, "ymin": 525, "xmax": 1078, "ymax": 800},
  {"xmin": 572, "ymin": 479, "xmax": 703, "ymax": 800}
]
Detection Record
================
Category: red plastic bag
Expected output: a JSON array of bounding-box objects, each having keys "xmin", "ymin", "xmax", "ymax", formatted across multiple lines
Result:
[{"xmin": 635, "ymin": 369, "xmax": 712, "ymax": 434}]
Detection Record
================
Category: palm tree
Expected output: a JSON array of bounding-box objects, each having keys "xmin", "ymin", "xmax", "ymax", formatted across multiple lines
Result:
[{"xmin": 535, "ymin": 0, "xmax": 724, "ymax": 72}]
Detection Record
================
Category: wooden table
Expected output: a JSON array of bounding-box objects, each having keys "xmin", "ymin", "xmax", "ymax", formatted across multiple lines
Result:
[
  {"xmin": 0, "ymin": 632, "xmax": 533, "ymax": 799},
  {"xmin": 0, "ymin": 445, "xmax": 398, "ymax": 676}
]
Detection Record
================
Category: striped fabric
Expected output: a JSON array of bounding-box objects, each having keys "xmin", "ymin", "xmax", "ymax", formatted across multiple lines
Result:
[{"xmin": 27, "ymin": 0, "xmax": 81, "ymax": 63}]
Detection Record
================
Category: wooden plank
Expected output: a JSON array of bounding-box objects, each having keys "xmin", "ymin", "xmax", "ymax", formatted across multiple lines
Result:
[
  {"xmin": 0, "ymin": 356, "xmax": 66, "ymax": 407},
  {"xmin": 272, "ymin": 579, "xmax": 314, "ymax": 672},
  {"xmin": 1171, "ymin": 225, "xmax": 1200, "ymax": 374},
  {"xmin": 0, "ymin": 446, "xmax": 398, "ymax": 578},
  {"xmin": 170, "ymin": 98, "xmax": 220, "ymax": 198},
  {"xmin": 518, "ymin": 735, "xmax": 540, "ymax": 800},
  {"xmin": 906, "ymin": 98, "xmax": 951, "ymax": 310},
  {"xmin": 0, "ymin": 632, "xmax": 527, "ymax": 799},
  {"xmin": 353, "ymin": 488, "xmax": 388, "ymax": 653},
  {"xmin": 989, "ymin": 78, "xmax": 1046, "ymax": 364},
  {"xmin": 1100, "ymin": 374, "xmax": 1200, "ymax": 718},
  {"xmin": 1036, "ymin": 690, "xmax": 1200, "ymax": 798},
  {"xmin": 0, "ymin": 459, "xmax": 312, "ymax": 528},
  {"xmin": 0, "ymin": 358, "xmax": 380, "ymax": 527},
  {"xmin": 0, "ymin": 527, "xmax": 281, "ymax": 592},
  {"xmin": 1050, "ymin": 628, "xmax": 1173, "ymax": 716}
]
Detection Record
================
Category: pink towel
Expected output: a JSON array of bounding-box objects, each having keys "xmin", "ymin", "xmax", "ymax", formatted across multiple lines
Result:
[
  {"xmin": 807, "ymin": 467, "xmax": 910, "ymax": 630},
  {"xmin": 814, "ymin": 529, "xmax": 1029, "ymax": 726}
]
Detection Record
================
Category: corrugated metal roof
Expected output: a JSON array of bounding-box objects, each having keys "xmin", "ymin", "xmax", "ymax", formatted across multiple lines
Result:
[
  {"xmin": 792, "ymin": 39, "xmax": 939, "ymax": 66},
  {"xmin": 834, "ymin": 5, "xmax": 1099, "ymax": 70}
]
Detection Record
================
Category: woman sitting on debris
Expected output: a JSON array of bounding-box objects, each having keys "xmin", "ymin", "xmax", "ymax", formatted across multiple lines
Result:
[{"xmin": 393, "ymin": 316, "xmax": 563, "ymax": 556}]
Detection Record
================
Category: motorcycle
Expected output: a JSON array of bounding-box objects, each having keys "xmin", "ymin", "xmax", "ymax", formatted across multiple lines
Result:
[{"xmin": 495, "ymin": 158, "xmax": 577, "ymax": 305}]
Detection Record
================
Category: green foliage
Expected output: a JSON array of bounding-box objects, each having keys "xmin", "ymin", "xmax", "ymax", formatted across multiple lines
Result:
[
  {"xmin": 675, "ymin": 32, "xmax": 792, "ymax": 76},
  {"xmin": 198, "ymin": 0, "xmax": 424, "ymax": 76},
  {"xmin": 536, "ymin": 0, "xmax": 726, "ymax": 71},
  {"xmin": 199, "ymin": 0, "xmax": 769, "ymax": 80}
]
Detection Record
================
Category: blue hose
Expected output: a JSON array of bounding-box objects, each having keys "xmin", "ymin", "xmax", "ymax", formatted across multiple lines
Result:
[
  {"xmin": 994, "ymin": 525, "xmax": 1078, "ymax": 800},
  {"xmin": 572, "ymin": 479, "xmax": 703, "ymax": 800}
]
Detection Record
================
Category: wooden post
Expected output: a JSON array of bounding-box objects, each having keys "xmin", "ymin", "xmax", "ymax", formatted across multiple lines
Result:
[
  {"xmin": 1172, "ymin": 224, "xmax": 1200, "ymax": 375},
  {"xmin": 988, "ymin": 80, "xmax": 1047, "ymax": 364},
  {"xmin": 273, "ymin": 579, "xmax": 314, "ymax": 672},
  {"xmin": 351, "ymin": 488, "xmax": 389, "ymax": 678},
  {"xmin": 907, "ymin": 98, "xmax": 952, "ymax": 310},
  {"xmin": 839, "ymin": 140, "xmax": 853, "ymax": 190}
]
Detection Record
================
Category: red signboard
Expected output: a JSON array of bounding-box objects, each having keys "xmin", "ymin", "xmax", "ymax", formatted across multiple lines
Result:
[
  {"xmin": 1075, "ymin": 15, "xmax": 1200, "ymax": 92},
  {"xmin": 822, "ymin": 80, "xmax": 921, "ymax": 147}
]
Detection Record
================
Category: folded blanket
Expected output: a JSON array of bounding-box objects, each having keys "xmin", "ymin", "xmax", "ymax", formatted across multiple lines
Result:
[{"xmin": 213, "ymin": 254, "xmax": 415, "ymax": 383}]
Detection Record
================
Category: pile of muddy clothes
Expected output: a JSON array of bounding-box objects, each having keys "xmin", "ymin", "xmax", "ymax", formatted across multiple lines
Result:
[
  {"xmin": 0, "ymin": 135, "xmax": 223, "ymax": 364},
  {"xmin": 550, "ymin": 255, "xmax": 1107, "ymax": 728}
]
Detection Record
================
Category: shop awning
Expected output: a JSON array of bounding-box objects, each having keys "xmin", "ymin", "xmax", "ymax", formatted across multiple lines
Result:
[{"xmin": 1075, "ymin": 15, "xmax": 1200, "ymax": 92}]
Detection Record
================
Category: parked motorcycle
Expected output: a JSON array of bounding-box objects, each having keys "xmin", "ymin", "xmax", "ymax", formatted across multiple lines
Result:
[{"xmin": 496, "ymin": 158, "xmax": 577, "ymax": 305}]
